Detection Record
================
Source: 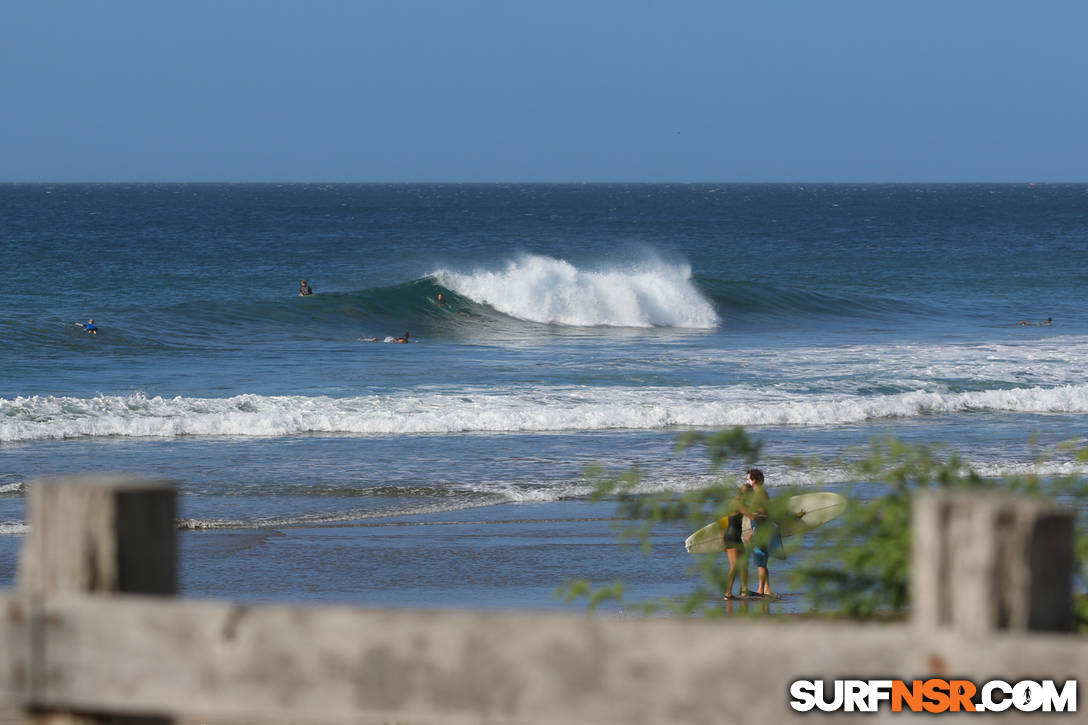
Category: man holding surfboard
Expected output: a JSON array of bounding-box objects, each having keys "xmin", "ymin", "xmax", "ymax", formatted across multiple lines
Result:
[
  {"xmin": 744, "ymin": 468, "xmax": 781, "ymax": 598},
  {"xmin": 723, "ymin": 471, "xmax": 783, "ymax": 599},
  {"xmin": 684, "ymin": 473, "xmax": 846, "ymax": 601}
]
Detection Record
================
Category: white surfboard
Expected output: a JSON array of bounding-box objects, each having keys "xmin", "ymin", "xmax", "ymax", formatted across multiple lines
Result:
[
  {"xmin": 684, "ymin": 492, "xmax": 847, "ymax": 554},
  {"xmin": 684, "ymin": 517, "xmax": 736, "ymax": 554}
]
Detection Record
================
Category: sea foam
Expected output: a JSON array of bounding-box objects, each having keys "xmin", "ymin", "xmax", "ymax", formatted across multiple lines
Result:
[
  {"xmin": 3, "ymin": 385, "xmax": 1088, "ymax": 442},
  {"xmin": 432, "ymin": 254, "xmax": 719, "ymax": 328}
]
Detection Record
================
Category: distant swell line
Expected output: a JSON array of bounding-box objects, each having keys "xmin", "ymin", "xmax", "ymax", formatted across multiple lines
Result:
[{"xmin": 2, "ymin": 385, "xmax": 1088, "ymax": 441}]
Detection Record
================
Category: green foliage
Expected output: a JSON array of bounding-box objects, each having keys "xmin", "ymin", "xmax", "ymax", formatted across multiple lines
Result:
[
  {"xmin": 794, "ymin": 439, "xmax": 983, "ymax": 618},
  {"xmin": 555, "ymin": 579, "xmax": 627, "ymax": 612},
  {"xmin": 797, "ymin": 437, "xmax": 1088, "ymax": 624},
  {"xmin": 560, "ymin": 428, "xmax": 1088, "ymax": 627}
]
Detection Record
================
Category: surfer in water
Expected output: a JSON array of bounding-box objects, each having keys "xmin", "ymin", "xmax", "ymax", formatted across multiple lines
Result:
[
  {"xmin": 436, "ymin": 292, "xmax": 448, "ymax": 307},
  {"xmin": 1018, "ymin": 317, "xmax": 1052, "ymax": 326},
  {"xmin": 75, "ymin": 318, "xmax": 98, "ymax": 335},
  {"xmin": 299, "ymin": 279, "xmax": 313, "ymax": 296},
  {"xmin": 361, "ymin": 332, "xmax": 412, "ymax": 343}
]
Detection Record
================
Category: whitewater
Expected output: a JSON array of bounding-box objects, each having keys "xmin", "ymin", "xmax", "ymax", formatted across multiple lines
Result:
[
  {"xmin": 4, "ymin": 383, "xmax": 1088, "ymax": 442},
  {"xmin": 3, "ymin": 182, "xmax": 1087, "ymax": 609},
  {"xmin": 432, "ymin": 254, "xmax": 719, "ymax": 328}
]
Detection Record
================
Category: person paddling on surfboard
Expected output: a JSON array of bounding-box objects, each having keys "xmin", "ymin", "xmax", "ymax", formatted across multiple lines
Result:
[
  {"xmin": 299, "ymin": 279, "xmax": 313, "ymax": 296},
  {"xmin": 360, "ymin": 332, "xmax": 413, "ymax": 343},
  {"xmin": 75, "ymin": 318, "xmax": 98, "ymax": 335}
]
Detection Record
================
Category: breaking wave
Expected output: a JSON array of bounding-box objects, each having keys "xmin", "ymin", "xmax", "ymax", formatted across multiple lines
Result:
[
  {"xmin": 432, "ymin": 254, "xmax": 719, "ymax": 328},
  {"xmin": 3, "ymin": 384, "xmax": 1088, "ymax": 442}
]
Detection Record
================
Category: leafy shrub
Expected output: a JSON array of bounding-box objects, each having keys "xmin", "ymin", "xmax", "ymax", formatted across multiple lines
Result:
[{"xmin": 558, "ymin": 428, "xmax": 1088, "ymax": 629}]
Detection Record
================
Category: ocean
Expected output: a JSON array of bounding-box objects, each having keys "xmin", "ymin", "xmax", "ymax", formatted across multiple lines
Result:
[{"xmin": 1, "ymin": 183, "xmax": 1086, "ymax": 611}]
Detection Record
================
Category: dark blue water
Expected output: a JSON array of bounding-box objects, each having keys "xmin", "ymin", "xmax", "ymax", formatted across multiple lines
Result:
[{"xmin": 2, "ymin": 183, "xmax": 1086, "ymax": 608}]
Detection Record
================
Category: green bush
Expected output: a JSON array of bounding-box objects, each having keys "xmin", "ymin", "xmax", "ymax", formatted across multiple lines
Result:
[{"xmin": 557, "ymin": 428, "xmax": 1088, "ymax": 629}]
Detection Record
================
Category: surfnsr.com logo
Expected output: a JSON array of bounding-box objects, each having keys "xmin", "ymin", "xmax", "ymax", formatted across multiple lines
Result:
[{"xmin": 789, "ymin": 679, "xmax": 1077, "ymax": 713}]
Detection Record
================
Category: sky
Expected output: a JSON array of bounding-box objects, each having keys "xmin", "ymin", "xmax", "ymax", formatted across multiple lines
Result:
[{"xmin": 2, "ymin": 1, "xmax": 1086, "ymax": 182}]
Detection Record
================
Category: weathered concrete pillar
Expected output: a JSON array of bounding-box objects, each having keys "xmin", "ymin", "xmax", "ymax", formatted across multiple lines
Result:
[
  {"xmin": 18, "ymin": 476, "xmax": 176, "ymax": 597},
  {"xmin": 912, "ymin": 491, "xmax": 1075, "ymax": 635},
  {"xmin": 17, "ymin": 475, "xmax": 177, "ymax": 725}
]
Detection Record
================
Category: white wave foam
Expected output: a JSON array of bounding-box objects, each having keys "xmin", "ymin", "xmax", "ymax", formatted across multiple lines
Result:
[
  {"xmin": 176, "ymin": 496, "xmax": 511, "ymax": 530},
  {"xmin": 166, "ymin": 452, "xmax": 1088, "ymax": 532},
  {"xmin": 968, "ymin": 460, "xmax": 1088, "ymax": 480},
  {"xmin": 715, "ymin": 339, "xmax": 1088, "ymax": 389},
  {"xmin": 3, "ymin": 385, "xmax": 1088, "ymax": 442},
  {"xmin": 433, "ymin": 254, "xmax": 719, "ymax": 328},
  {"xmin": 0, "ymin": 522, "xmax": 28, "ymax": 535},
  {"xmin": 0, "ymin": 482, "xmax": 24, "ymax": 495}
]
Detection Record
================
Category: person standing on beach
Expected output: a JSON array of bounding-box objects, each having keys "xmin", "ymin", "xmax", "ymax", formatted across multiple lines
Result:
[
  {"xmin": 299, "ymin": 279, "xmax": 313, "ymax": 296},
  {"xmin": 720, "ymin": 481, "xmax": 752, "ymax": 600},
  {"xmin": 744, "ymin": 468, "xmax": 780, "ymax": 597}
]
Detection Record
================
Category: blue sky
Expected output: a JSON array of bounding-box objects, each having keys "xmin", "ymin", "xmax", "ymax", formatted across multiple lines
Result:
[{"xmin": 2, "ymin": 1, "xmax": 1085, "ymax": 182}]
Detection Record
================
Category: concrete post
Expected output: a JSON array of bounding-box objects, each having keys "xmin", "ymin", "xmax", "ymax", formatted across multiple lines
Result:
[
  {"xmin": 912, "ymin": 491, "xmax": 1075, "ymax": 635},
  {"xmin": 17, "ymin": 476, "xmax": 177, "ymax": 725}
]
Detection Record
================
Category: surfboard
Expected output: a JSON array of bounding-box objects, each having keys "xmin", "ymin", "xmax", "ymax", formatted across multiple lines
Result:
[
  {"xmin": 684, "ymin": 492, "xmax": 847, "ymax": 554},
  {"xmin": 684, "ymin": 516, "xmax": 737, "ymax": 554},
  {"xmin": 742, "ymin": 491, "xmax": 847, "ymax": 538}
]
